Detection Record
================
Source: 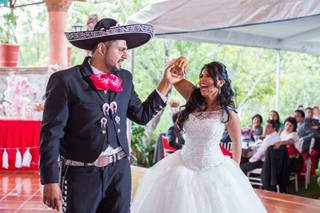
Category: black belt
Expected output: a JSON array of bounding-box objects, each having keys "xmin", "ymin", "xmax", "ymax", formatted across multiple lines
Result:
[{"xmin": 63, "ymin": 150, "xmax": 127, "ymax": 167}]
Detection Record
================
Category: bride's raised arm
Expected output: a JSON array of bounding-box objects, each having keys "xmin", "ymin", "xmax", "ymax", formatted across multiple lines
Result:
[{"xmin": 174, "ymin": 79, "xmax": 196, "ymax": 101}]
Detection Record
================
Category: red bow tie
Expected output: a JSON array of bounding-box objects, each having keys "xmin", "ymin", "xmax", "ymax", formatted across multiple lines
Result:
[{"xmin": 89, "ymin": 73, "xmax": 123, "ymax": 92}]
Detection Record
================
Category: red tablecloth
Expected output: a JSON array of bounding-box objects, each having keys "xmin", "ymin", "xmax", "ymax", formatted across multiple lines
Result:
[{"xmin": 0, "ymin": 120, "xmax": 41, "ymax": 170}]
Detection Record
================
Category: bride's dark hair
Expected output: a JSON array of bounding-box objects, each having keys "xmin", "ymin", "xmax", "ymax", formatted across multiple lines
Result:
[{"xmin": 176, "ymin": 61, "xmax": 235, "ymax": 131}]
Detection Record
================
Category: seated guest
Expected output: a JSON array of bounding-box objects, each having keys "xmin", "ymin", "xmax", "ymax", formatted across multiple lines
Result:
[
  {"xmin": 167, "ymin": 112, "xmax": 185, "ymax": 150},
  {"xmin": 313, "ymin": 106, "xmax": 320, "ymax": 122},
  {"xmin": 240, "ymin": 120, "xmax": 280, "ymax": 174},
  {"xmin": 249, "ymin": 114, "xmax": 263, "ymax": 140},
  {"xmin": 263, "ymin": 117, "xmax": 301, "ymax": 192},
  {"xmin": 305, "ymin": 107, "xmax": 316, "ymax": 120},
  {"xmin": 269, "ymin": 110, "xmax": 283, "ymax": 132},
  {"xmin": 298, "ymin": 107, "xmax": 320, "ymax": 153},
  {"xmin": 273, "ymin": 117, "xmax": 300, "ymax": 157},
  {"xmin": 294, "ymin": 109, "xmax": 305, "ymax": 129}
]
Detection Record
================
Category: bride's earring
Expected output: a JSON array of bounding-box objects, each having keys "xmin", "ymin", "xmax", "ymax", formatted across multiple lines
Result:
[{"xmin": 218, "ymin": 87, "xmax": 221, "ymax": 95}]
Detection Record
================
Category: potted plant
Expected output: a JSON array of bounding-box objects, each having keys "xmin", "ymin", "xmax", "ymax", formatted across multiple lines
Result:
[{"xmin": 0, "ymin": 8, "xmax": 20, "ymax": 67}]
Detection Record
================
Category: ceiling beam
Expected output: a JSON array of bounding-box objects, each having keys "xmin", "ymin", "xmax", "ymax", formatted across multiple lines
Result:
[{"xmin": 281, "ymin": 26, "xmax": 320, "ymax": 44}]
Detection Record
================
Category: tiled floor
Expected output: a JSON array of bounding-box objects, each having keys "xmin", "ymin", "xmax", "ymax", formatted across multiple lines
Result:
[
  {"xmin": 1, "ymin": 170, "xmax": 320, "ymax": 212},
  {"xmin": 0, "ymin": 170, "xmax": 55, "ymax": 212}
]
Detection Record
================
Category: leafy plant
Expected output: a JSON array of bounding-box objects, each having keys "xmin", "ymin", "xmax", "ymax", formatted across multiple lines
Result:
[
  {"xmin": 130, "ymin": 123, "xmax": 155, "ymax": 168},
  {"xmin": 0, "ymin": 9, "xmax": 17, "ymax": 44}
]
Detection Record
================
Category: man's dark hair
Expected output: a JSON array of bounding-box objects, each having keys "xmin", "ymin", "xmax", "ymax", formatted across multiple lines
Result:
[
  {"xmin": 295, "ymin": 109, "xmax": 305, "ymax": 118},
  {"xmin": 91, "ymin": 40, "xmax": 115, "ymax": 53},
  {"xmin": 305, "ymin": 107, "xmax": 313, "ymax": 111}
]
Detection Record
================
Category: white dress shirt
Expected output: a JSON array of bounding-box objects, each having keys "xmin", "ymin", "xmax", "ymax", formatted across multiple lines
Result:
[
  {"xmin": 279, "ymin": 131, "xmax": 299, "ymax": 151},
  {"xmin": 249, "ymin": 131, "xmax": 280, "ymax": 163}
]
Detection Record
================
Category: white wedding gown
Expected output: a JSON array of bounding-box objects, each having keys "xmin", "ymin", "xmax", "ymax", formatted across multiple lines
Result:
[{"xmin": 131, "ymin": 112, "xmax": 267, "ymax": 213}]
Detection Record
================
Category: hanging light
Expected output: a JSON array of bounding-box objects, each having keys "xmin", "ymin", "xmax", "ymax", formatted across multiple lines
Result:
[{"xmin": 72, "ymin": 23, "xmax": 83, "ymax": 32}]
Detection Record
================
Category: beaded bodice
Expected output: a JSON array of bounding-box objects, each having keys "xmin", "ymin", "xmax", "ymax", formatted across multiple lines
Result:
[{"xmin": 180, "ymin": 111, "xmax": 227, "ymax": 171}]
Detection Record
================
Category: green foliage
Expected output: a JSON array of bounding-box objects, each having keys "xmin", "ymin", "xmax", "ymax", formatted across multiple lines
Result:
[
  {"xmin": 0, "ymin": 9, "xmax": 17, "ymax": 43},
  {"xmin": 18, "ymin": 5, "xmax": 48, "ymax": 66},
  {"xmin": 132, "ymin": 39, "xmax": 320, "ymax": 132},
  {"xmin": 8, "ymin": 0, "xmax": 320, "ymax": 132},
  {"xmin": 130, "ymin": 123, "xmax": 155, "ymax": 167}
]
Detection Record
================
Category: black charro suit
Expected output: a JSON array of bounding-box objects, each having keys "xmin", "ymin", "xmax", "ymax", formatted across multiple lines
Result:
[{"xmin": 40, "ymin": 57, "xmax": 166, "ymax": 213}]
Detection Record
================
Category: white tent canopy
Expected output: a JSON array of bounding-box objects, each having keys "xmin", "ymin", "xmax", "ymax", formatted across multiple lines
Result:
[{"xmin": 128, "ymin": 0, "xmax": 320, "ymax": 55}]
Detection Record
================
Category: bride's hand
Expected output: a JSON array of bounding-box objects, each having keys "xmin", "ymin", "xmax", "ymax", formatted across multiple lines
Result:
[{"xmin": 163, "ymin": 56, "xmax": 187, "ymax": 85}]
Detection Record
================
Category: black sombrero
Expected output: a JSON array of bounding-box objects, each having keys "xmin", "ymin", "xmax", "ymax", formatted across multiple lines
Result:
[{"xmin": 65, "ymin": 18, "xmax": 154, "ymax": 50}]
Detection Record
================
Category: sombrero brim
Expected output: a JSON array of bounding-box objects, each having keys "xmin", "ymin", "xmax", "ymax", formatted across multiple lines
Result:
[{"xmin": 65, "ymin": 24, "xmax": 154, "ymax": 50}]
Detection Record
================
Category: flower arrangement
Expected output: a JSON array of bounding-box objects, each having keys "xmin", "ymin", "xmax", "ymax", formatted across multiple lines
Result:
[{"xmin": 2, "ymin": 75, "xmax": 38, "ymax": 119}]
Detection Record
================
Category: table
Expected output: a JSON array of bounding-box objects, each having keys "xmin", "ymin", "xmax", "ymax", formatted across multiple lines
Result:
[{"xmin": 0, "ymin": 120, "xmax": 41, "ymax": 170}]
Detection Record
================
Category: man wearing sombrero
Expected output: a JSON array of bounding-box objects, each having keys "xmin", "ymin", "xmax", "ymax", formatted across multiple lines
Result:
[{"xmin": 40, "ymin": 18, "xmax": 178, "ymax": 213}]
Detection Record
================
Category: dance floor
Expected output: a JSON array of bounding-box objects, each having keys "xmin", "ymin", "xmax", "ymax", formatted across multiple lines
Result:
[{"xmin": 1, "ymin": 170, "xmax": 320, "ymax": 212}]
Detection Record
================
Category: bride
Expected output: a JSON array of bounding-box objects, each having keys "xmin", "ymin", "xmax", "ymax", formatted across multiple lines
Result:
[{"xmin": 131, "ymin": 58, "xmax": 267, "ymax": 213}]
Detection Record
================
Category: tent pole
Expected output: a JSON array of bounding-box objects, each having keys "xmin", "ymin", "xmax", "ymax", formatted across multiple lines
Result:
[
  {"xmin": 275, "ymin": 49, "xmax": 281, "ymax": 111},
  {"xmin": 128, "ymin": 49, "xmax": 135, "ymax": 149},
  {"xmin": 164, "ymin": 40, "xmax": 170, "ymax": 65},
  {"xmin": 130, "ymin": 49, "xmax": 135, "ymax": 76}
]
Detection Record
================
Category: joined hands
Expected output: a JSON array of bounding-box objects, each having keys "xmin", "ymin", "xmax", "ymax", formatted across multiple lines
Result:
[{"xmin": 164, "ymin": 56, "xmax": 188, "ymax": 85}]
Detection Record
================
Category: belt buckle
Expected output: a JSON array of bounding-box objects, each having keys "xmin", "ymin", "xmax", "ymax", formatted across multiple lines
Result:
[
  {"xmin": 114, "ymin": 153, "xmax": 119, "ymax": 162},
  {"xmin": 118, "ymin": 151, "xmax": 126, "ymax": 159},
  {"xmin": 92, "ymin": 151, "xmax": 127, "ymax": 167},
  {"xmin": 115, "ymin": 151, "xmax": 125, "ymax": 161},
  {"xmin": 117, "ymin": 151, "xmax": 122, "ymax": 159}
]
